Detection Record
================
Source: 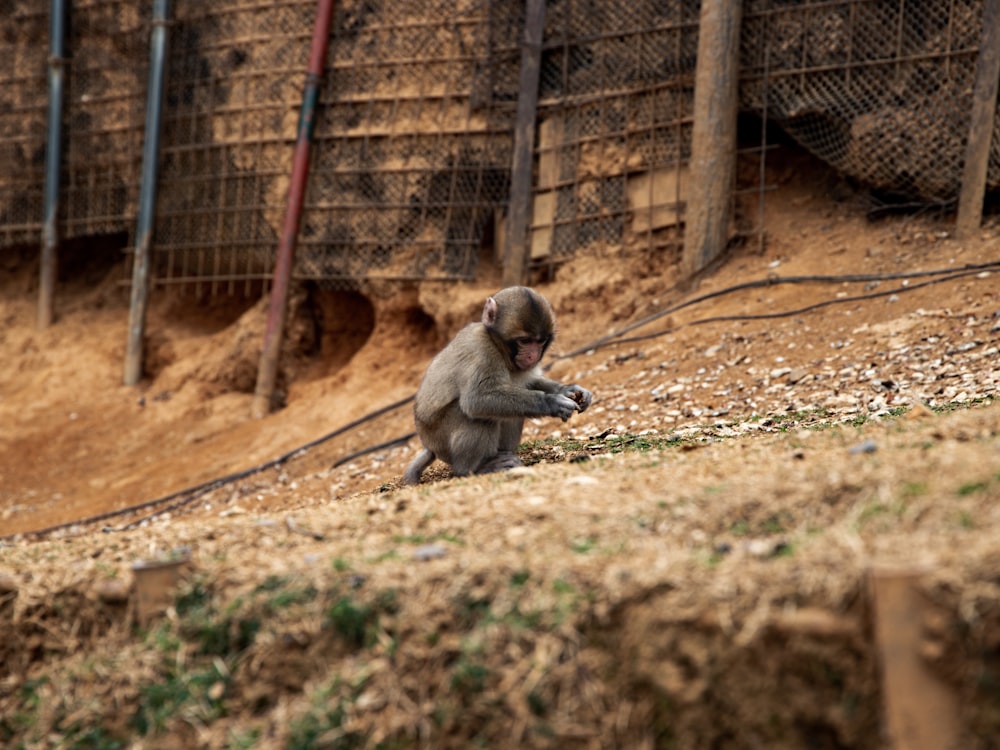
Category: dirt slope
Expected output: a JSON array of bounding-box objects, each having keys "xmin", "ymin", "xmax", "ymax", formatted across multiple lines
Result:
[{"xmin": 1, "ymin": 148, "xmax": 999, "ymax": 748}]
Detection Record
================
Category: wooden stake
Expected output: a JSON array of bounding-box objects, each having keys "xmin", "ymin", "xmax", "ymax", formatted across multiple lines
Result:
[
  {"xmin": 956, "ymin": 0, "xmax": 1000, "ymax": 240},
  {"xmin": 682, "ymin": 0, "xmax": 742, "ymax": 277},
  {"xmin": 501, "ymin": 0, "xmax": 546, "ymax": 288},
  {"xmin": 870, "ymin": 565, "xmax": 960, "ymax": 750}
]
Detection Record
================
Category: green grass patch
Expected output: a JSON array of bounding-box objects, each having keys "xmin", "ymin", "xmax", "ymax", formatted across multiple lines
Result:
[{"xmin": 958, "ymin": 480, "xmax": 990, "ymax": 497}]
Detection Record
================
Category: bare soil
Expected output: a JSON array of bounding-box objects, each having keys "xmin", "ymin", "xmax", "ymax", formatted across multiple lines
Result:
[{"xmin": 1, "ymin": 149, "xmax": 1000, "ymax": 748}]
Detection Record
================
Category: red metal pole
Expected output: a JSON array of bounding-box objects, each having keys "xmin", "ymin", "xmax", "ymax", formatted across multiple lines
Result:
[{"xmin": 252, "ymin": 0, "xmax": 336, "ymax": 418}]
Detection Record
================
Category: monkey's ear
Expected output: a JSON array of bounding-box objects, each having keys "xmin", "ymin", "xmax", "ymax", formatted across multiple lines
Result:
[{"xmin": 482, "ymin": 296, "xmax": 498, "ymax": 328}]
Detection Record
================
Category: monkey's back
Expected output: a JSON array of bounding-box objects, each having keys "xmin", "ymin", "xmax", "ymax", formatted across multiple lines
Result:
[{"xmin": 413, "ymin": 323, "xmax": 510, "ymax": 429}]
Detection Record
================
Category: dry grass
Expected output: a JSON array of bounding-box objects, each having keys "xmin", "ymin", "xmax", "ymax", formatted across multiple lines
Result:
[{"xmin": 3, "ymin": 400, "xmax": 1000, "ymax": 748}]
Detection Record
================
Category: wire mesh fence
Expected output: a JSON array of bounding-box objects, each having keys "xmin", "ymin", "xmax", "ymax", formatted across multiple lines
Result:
[
  {"xmin": 742, "ymin": 0, "xmax": 985, "ymax": 205},
  {"xmin": 297, "ymin": 0, "xmax": 521, "ymax": 284},
  {"xmin": 63, "ymin": 0, "xmax": 149, "ymax": 239},
  {"xmin": 0, "ymin": 2, "xmax": 49, "ymax": 247},
  {"xmin": 530, "ymin": 1, "xmax": 701, "ymax": 271},
  {"xmin": 150, "ymin": 0, "xmax": 313, "ymax": 293},
  {"xmin": 150, "ymin": 0, "xmax": 520, "ymax": 293},
  {"xmin": 0, "ymin": 0, "xmax": 996, "ymax": 288}
]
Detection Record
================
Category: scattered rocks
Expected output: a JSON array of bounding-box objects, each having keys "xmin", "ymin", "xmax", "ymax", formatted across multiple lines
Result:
[{"xmin": 556, "ymin": 307, "xmax": 998, "ymax": 444}]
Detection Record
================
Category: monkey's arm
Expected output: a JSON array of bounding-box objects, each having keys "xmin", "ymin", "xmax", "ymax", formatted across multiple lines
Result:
[
  {"xmin": 523, "ymin": 375, "xmax": 593, "ymax": 413},
  {"xmin": 458, "ymin": 378, "xmax": 579, "ymax": 421}
]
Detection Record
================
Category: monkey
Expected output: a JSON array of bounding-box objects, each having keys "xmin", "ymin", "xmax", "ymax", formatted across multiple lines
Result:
[{"xmin": 402, "ymin": 286, "xmax": 592, "ymax": 485}]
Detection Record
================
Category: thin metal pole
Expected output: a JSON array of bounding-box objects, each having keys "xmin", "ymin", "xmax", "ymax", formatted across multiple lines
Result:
[
  {"xmin": 38, "ymin": 0, "xmax": 67, "ymax": 329},
  {"xmin": 956, "ymin": 0, "xmax": 1000, "ymax": 239},
  {"xmin": 251, "ymin": 0, "xmax": 336, "ymax": 418},
  {"xmin": 501, "ymin": 0, "xmax": 546, "ymax": 288},
  {"xmin": 124, "ymin": 0, "xmax": 172, "ymax": 385}
]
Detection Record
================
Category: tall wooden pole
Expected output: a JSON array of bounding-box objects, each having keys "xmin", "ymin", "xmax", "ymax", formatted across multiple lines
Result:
[
  {"xmin": 956, "ymin": 0, "xmax": 1000, "ymax": 240},
  {"xmin": 501, "ymin": 0, "xmax": 546, "ymax": 288},
  {"xmin": 682, "ymin": 0, "xmax": 742, "ymax": 277}
]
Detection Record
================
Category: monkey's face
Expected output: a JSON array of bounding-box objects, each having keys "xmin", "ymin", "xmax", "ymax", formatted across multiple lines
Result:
[
  {"xmin": 511, "ymin": 336, "xmax": 549, "ymax": 371},
  {"xmin": 483, "ymin": 287, "xmax": 556, "ymax": 372}
]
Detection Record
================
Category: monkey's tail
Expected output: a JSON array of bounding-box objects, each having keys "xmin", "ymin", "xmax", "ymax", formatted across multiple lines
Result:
[{"xmin": 401, "ymin": 448, "xmax": 435, "ymax": 486}]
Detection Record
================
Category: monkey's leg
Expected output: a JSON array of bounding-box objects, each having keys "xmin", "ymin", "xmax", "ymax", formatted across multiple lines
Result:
[
  {"xmin": 402, "ymin": 448, "xmax": 435, "ymax": 485},
  {"xmin": 475, "ymin": 417, "xmax": 524, "ymax": 474},
  {"xmin": 447, "ymin": 418, "xmax": 501, "ymax": 477}
]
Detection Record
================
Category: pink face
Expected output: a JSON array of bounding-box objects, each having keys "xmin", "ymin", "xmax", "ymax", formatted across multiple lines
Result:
[{"xmin": 514, "ymin": 338, "xmax": 544, "ymax": 371}]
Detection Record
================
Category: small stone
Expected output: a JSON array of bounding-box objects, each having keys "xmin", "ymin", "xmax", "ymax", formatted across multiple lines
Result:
[
  {"xmin": 786, "ymin": 368, "xmax": 808, "ymax": 384},
  {"xmin": 412, "ymin": 544, "xmax": 447, "ymax": 561},
  {"xmin": 0, "ymin": 572, "xmax": 18, "ymax": 594},
  {"xmin": 94, "ymin": 578, "xmax": 131, "ymax": 604},
  {"xmin": 746, "ymin": 539, "xmax": 774, "ymax": 557},
  {"xmin": 849, "ymin": 439, "xmax": 878, "ymax": 455}
]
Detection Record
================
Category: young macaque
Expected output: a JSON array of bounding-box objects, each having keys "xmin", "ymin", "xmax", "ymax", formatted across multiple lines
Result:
[{"xmin": 402, "ymin": 286, "xmax": 592, "ymax": 485}]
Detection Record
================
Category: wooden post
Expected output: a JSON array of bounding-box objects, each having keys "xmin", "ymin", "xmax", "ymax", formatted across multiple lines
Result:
[
  {"xmin": 682, "ymin": 0, "xmax": 742, "ymax": 277},
  {"xmin": 501, "ymin": 0, "xmax": 546, "ymax": 288},
  {"xmin": 870, "ymin": 565, "xmax": 960, "ymax": 750},
  {"xmin": 956, "ymin": 0, "xmax": 1000, "ymax": 240}
]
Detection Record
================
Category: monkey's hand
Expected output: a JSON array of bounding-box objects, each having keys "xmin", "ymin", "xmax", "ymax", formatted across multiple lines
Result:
[
  {"xmin": 546, "ymin": 393, "xmax": 580, "ymax": 422},
  {"xmin": 561, "ymin": 384, "xmax": 593, "ymax": 413}
]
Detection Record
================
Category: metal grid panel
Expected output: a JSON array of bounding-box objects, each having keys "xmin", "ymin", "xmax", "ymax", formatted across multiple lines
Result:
[
  {"xmin": 0, "ymin": 2, "xmax": 49, "ymax": 247},
  {"xmin": 149, "ymin": 0, "xmax": 520, "ymax": 290},
  {"xmin": 151, "ymin": 0, "xmax": 314, "ymax": 291},
  {"xmin": 532, "ymin": 0, "xmax": 701, "ymax": 267},
  {"xmin": 2, "ymin": 0, "xmax": 997, "ymax": 279},
  {"xmin": 298, "ymin": 0, "xmax": 520, "ymax": 283},
  {"xmin": 62, "ymin": 0, "xmax": 149, "ymax": 239},
  {"xmin": 742, "ymin": 0, "xmax": 983, "ymax": 203}
]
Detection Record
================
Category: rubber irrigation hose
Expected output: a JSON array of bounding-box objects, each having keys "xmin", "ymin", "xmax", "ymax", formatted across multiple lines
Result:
[
  {"xmin": 553, "ymin": 260, "xmax": 1000, "ymax": 361},
  {"xmin": 607, "ymin": 267, "xmax": 991, "ymax": 349},
  {"xmin": 3, "ymin": 395, "xmax": 416, "ymax": 541},
  {"xmin": 10, "ymin": 261, "xmax": 997, "ymax": 540}
]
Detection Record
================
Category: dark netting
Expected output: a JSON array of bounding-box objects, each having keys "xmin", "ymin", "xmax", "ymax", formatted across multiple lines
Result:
[
  {"xmin": 2, "ymin": 0, "xmax": 998, "ymax": 280},
  {"xmin": 0, "ymin": 2, "xmax": 49, "ymax": 247},
  {"xmin": 532, "ymin": 0, "xmax": 701, "ymax": 267},
  {"xmin": 296, "ymin": 0, "xmax": 521, "ymax": 283},
  {"xmin": 62, "ymin": 0, "xmax": 149, "ymax": 239},
  {"xmin": 742, "ymin": 0, "xmax": 985, "ymax": 204}
]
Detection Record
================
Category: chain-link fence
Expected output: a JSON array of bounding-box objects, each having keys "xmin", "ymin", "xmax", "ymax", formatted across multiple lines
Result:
[
  {"xmin": 151, "ymin": 0, "xmax": 520, "ymax": 293},
  {"xmin": 530, "ymin": 1, "xmax": 702, "ymax": 270},
  {"xmin": 0, "ymin": 0, "xmax": 995, "ymax": 287},
  {"xmin": 742, "ymin": 0, "xmax": 985, "ymax": 205},
  {"xmin": 0, "ymin": 2, "xmax": 49, "ymax": 247}
]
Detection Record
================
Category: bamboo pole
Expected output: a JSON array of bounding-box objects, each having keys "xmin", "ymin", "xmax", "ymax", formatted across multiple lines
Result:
[{"xmin": 870, "ymin": 565, "xmax": 960, "ymax": 750}]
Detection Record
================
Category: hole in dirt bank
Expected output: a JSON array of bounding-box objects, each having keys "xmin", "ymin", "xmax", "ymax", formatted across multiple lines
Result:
[
  {"xmin": 158, "ymin": 286, "xmax": 266, "ymax": 336},
  {"xmin": 307, "ymin": 286, "xmax": 376, "ymax": 374},
  {"xmin": 403, "ymin": 305, "xmax": 435, "ymax": 337},
  {"xmin": 57, "ymin": 232, "xmax": 129, "ymax": 286}
]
